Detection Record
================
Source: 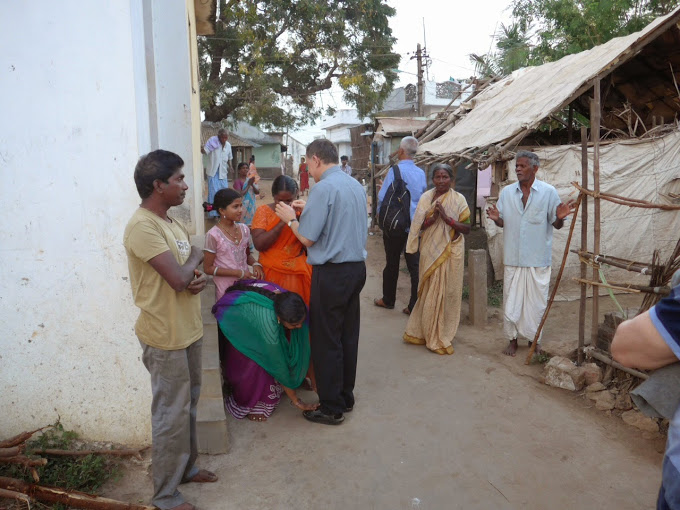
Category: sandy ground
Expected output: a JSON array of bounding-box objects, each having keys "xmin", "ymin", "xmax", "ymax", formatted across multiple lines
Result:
[{"xmin": 104, "ymin": 190, "xmax": 665, "ymax": 509}]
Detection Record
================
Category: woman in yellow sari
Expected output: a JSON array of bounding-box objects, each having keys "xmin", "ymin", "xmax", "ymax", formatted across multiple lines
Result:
[
  {"xmin": 251, "ymin": 175, "xmax": 312, "ymax": 304},
  {"xmin": 403, "ymin": 164, "xmax": 471, "ymax": 355}
]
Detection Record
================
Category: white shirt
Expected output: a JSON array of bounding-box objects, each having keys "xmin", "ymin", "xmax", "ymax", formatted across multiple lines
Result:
[
  {"xmin": 496, "ymin": 179, "xmax": 561, "ymax": 267},
  {"xmin": 341, "ymin": 163, "xmax": 352, "ymax": 176},
  {"xmin": 204, "ymin": 138, "xmax": 232, "ymax": 180}
]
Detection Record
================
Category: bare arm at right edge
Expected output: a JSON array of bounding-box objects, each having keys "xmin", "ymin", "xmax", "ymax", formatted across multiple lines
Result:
[{"xmin": 148, "ymin": 246, "xmax": 204, "ymax": 292}]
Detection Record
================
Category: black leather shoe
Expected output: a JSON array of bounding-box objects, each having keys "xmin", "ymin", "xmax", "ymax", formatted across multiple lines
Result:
[
  {"xmin": 344, "ymin": 406, "xmax": 353, "ymax": 413},
  {"xmin": 303, "ymin": 409, "xmax": 344, "ymax": 425}
]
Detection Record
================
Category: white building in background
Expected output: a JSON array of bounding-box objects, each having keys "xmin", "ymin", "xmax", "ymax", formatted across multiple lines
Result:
[
  {"xmin": 321, "ymin": 109, "xmax": 370, "ymax": 161},
  {"xmin": 379, "ymin": 79, "xmax": 473, "ymax": 118},
  {"xmin": 0, "ymin": 1, "xmax": 205, "ymax": 444}
]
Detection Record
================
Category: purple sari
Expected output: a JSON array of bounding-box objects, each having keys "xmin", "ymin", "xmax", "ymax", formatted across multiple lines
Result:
[
  {"xmin": 217, "ymin": 280, "xmax": 286, "ymax": 419},
  {"xmin": 221, "ymin": 330, "xmax": 283, "ymax": 419}
]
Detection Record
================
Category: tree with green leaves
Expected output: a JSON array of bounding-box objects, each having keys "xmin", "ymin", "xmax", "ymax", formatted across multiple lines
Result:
[
  {"xmin": 199, "ymin": 0, "xmax": 400, "ymax": 129},
  {"xmin": 472, "ymin": 0, "xmax": 680, "ymax": 77}
]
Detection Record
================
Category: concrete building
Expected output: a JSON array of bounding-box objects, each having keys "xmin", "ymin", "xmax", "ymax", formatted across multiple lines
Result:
[
  {"xmin": 379, "ymin": 79, "xmax": 472, "ymax": 119},
  {"xmin": 1, "ymin": 1, "xmax": 207, "ymax": 444},
  {"xmin": 230, "ymin": 121, "xmax": 283, "ymax": 178},
  {"xmin": 321, "ymin": 109, "xmax": 370, "ymax": 161}
]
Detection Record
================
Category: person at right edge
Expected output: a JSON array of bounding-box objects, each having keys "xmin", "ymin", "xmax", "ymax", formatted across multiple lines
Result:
[
  {"xmin": 611, "ymin": 270, "xmax": 680, "ymax": 510},
  {"xmin": 374, "ymin": 136, "xmax": 427, "ymax": 315},
  {"xmin": 274, "ymin": 139, "xmax": 368, "ymax": 425}
]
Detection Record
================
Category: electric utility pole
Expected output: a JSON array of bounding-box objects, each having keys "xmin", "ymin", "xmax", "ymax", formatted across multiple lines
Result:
[{"xmin": 411, "ymin": 43, "xmax": 428, "ymax": 116}]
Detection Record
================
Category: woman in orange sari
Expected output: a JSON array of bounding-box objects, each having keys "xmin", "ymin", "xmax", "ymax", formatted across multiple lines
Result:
[
  {"xmin": 251, "ymin": 175, "xmax": 312, "ymax": 304},
  {"xmin": 252, "ymin": 175, "xmax": 315, "ymax": 388}
]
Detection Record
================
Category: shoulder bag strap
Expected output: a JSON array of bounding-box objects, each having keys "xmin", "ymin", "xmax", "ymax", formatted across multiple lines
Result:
[{"xmin": 392, "ymin": 164, "xmax": 402, "ymax": 182}]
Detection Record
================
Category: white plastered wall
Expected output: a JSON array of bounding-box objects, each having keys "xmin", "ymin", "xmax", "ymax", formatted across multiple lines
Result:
[{"xmin": 0, "ymin": 0, "xmax": 203, "ymax": 444}]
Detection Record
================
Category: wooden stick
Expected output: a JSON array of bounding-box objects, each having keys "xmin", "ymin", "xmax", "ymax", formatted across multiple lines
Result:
[
  {"xmin": 578, "ymin": 125, "xmax": 588, "ymax": 365},
  {"xmin": 573, "ymin": 278, "xmax": 641, "ymax": 293},
  {"xmin": 572, "ymin": 278, "xmax": 669, "ymax": 295},
  {"xmin": 591, "ymin": 80, "xmax": 602, "ymax": 351},
  {"xmin": 573, "ymin": 250, "xmax": 660, "ymax": 274},
  {"xmin": 0, "ymin": 456, "xmax": 47, "ymax": 468},
  {"xmin": 0, "ymin": 428, "xmax": 47, "ymax": 449},
  {"xmin": 525, "ymin": 193, "xmax": 583, "ymax": 364},
  {"xmin": 572, "ymin": 182, "xmax": 680, "ymax": 210},
  {"xmin": 0, "ymin": 487, "xmax": 32, "ymax": 506},
  {"xmin": 0, "ymin": 446, "xmax": 23, "ymax": 458},
  {"xmin": 34, "ymin": 449, "xmax": 146, "ymax": 460},
  {"xmin": 0, "ymin": 476, "xmax": 156, "ymax": 510},
  {"xmin": 585, "ymin": 348, "xmax": 649, "ymax": 380}
]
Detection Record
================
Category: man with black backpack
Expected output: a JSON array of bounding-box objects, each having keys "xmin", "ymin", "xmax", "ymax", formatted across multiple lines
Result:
[{"xmin": 375, "ymin": 136, "xmax": 427, "ymax": 315}]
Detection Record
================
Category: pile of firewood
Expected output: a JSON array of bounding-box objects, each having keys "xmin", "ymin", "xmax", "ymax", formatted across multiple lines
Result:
[{"xmin": 0, "ymin": 427, "xmax": 152, "ymax": 510}]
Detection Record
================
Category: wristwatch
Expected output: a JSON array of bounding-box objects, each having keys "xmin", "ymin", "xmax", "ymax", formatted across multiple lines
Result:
[{"xmin": 287, "ymin": 218, "xmax": 298, "ymax": 228}]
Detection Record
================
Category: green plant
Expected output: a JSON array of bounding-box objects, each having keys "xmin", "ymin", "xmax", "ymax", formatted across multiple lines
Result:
[
  {"xmin": 487, "ymin": 281, "xmax": 503, "ymax": 307},
  {"xmin": 531, "ymin": 352, "xmax": 552, "ymax": 365},
  {"xmin": 0, "ymin": 422, "xmax": 121, "ymax": 499},
  {"xmin": 461, "ymin": 282, "xmax": 502, "ymax": 306}
]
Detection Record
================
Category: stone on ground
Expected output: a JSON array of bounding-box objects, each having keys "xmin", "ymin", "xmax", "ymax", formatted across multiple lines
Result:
[
  {"xmin": 585, "ymin": 382, "xmax": 606, "ymax": 393},
  {"xmin": 582, "ymin": 363, "xmax": 603, "ymax": 385},
  {"xmin": 621, "ymin": 410, "xmax": 659, "ymax": 433},
  {"xmin": 587, "ymin": 390, "xmax": 616, "ymax": 411},
  {"xmin": 544, "ymin": 356, "xmax": 586, "ymax": 391}
]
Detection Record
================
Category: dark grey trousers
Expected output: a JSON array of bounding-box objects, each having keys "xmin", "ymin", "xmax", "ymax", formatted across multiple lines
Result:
[{"xmin": 140, "ymin": 338, "xmax": 202, "ymax": 510}]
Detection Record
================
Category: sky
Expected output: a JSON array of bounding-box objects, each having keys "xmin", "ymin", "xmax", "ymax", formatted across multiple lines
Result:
[{"xmin": 291, "ymin": 0, "xmax": 512, "ymax": 144}]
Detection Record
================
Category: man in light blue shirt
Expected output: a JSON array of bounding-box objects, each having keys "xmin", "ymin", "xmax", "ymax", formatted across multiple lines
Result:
[
  {"xmin": 275, "ymin": 139, "xmax": 367, "ymax": 426},
  {"xmin": 487, "ymin": 151, "xmax": 574, "ymax": 357},
  {"xmin": 374, "ymin": 136, "xmax": 427, "ymax": 314}
]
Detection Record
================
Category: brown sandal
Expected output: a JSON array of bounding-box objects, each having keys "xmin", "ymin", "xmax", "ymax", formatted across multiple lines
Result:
[{"xmin": 402, "ymin": 307, "xmax": 411, "ymax": 315}]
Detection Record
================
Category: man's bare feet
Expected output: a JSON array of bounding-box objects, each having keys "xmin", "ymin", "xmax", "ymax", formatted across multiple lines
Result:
[
  {"xmin": 247, "ymin": 414, "xmax": 267, "ymax": 422},
  {"xmin": 528, "ymin": 341, "xmax": 543, "ymax": 355},
  {"xmin": 188, "ymin": 469, "xmax": 218, "ymax": 483},
  {"xmin": 170, "ymin": 503, "xmax": 196, "ymax": 510},
  {"xmin": 503, "ymin": 339, "xmax": 518, "ymax": 356}
]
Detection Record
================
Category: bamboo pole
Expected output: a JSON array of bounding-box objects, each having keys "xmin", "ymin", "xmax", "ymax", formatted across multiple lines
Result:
[
  {"xmin": 525, "ymin": 194, "xmax": 583, "ymax": 364},
  {"xmin": 591, "ymin": 79, "xmax": 602, "ymax": 348},
  {"xmin": 578, "ymin": 126, "xmax": 588, "ymax": 364}
]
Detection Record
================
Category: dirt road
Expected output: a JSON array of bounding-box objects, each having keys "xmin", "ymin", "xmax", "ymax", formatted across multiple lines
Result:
[{"xmin": 105, "ymin": 232, "xmax": 664, "ymax": 510}]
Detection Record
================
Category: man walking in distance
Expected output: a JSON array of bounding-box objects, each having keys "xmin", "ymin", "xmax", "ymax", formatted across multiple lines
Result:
[
  {"xmin": 275, "ymin": 139, "xmax": 368, "ymax": 425},
  {"xmin": 340, "ymin": 155, "xmax": 352, "ymax": 176},
  {"xmin": 374, "ymin": 136, "xmax": 427, "ymax": 315},
  {"xmin": 486, "ymin": 150, "xmax": 575, "ymax": 357},
  {"xmin": 124, "ymin": 150, "xmax": 217, "ymax": 510}
]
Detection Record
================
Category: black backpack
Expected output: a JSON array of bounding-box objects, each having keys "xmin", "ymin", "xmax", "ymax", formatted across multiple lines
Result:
[{"xmin": 378, "ymin": 164, "xmax": 411, "ymax": 234}]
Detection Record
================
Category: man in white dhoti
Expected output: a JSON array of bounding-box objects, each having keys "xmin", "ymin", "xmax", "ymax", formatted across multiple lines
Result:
[{"xmin": 487, "ymin": 151, "xmax": 575, "ymax": 356}]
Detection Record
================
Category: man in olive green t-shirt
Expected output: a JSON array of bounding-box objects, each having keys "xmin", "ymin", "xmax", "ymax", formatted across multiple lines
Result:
[{"xmin": 123, "ymin": 150, "xmax": 216, "ymax": 510}]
